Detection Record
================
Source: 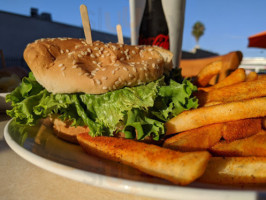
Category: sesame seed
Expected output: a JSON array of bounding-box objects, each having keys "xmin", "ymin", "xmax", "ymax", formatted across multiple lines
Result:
[
  {"xmin": 113, "ymin": 85, "xmax": 117, "ymax": 90},
  {"xmin": 115, "ymin": 80, "xmax": 120, "ymax": 85},
  {"xmin": 84, "ymin": 73, "xmax": 90, "ymax": 76},
  {"xmin": 128, "ymin": 82, "xmax": 132, "ymax": 86},
  {"xmin": 132, "ymin": 50, "xmax": 136, "ymax": 54},
  {"xmin": 106, "ymin": 53, "xmax": 110, "ymax": 56},
  {"xmin": 120, "ymin": 57, "xmax": 125, "ymax": 61},
  {"xmin": 132, "ymin": 67, "xmax": 137, "ymax": 72},
  {"xmin": 102, "ymin": 86, "xmax": 108, "ymax": 90},
  {"xmin": 152, "ymin": 63, "xmax": 156, "ymax": 68},
  {"xmin": 112, "ymin": 70, "xmax": 115, "ymax": 74},
  {"xmin": 112, "ymin": 46, "xmax": 117, "ymax": 50},
  {"xmin": 60, "ymin": 50, "xmax": 64, "ymax": 54},
  {"xmin": 95, "ymin": 79, "xmax": 102, "ymax": 85},
  {"xmin": 62, "ymin": 71, "xmax": 65, "ymax": 77},
  {"xmin": 129, "ymin": 74, "xmax": 133, "ymax": 78},
  {"xmin": 114, "ymin": 63, "xmax": 119, "ymax": 67},
  {"xmin": 103, "ymin": 50, "xmax": 108, "ymax": 53},
  {"xmin": 145, "ymin": 73, "xmax": 149, "ymax": 77},
  {"xmin": 119, "ymin": 44, "xmax": 123, "ymax": 48},
  {"xmin": 144, "ymin": 66, "xmax": 147, "ymax": 71},
  {"xmin": 87, "ymin": 48, "xmax": 91, "ymax": 53},
  {"xmin": 75, "ymin": 45, "xmax": 80, "ymax": 49},
  {"xmin": 61, "ymin": 67, "xmax": 66, "ymax": 71},
  {"xmin": 78, "ymin": 54, "xmax": 82, "ymax": 58},
  {"xmin": 102, "ymin": 76, "xmax": 108, "ymax": 80},
  {"xmin": 94, "ymin": 47, "xmax": 99, "ymax": 51},
  {"xmin": 100, "ymin": 47, "xmax": 104, "ymax": 51},
  {"xmin": 96, "ymin": 53, "xmax": 100, "ymax": 57},
  {"xmin": 95, "ymin": 68, "xmax": 100, "ymax": 72},
  {"xmin": 58, "ymin": 63, "xmax": 63, "ymax": 67},
  {"xmin": 101, "ymin": 68, "xmax": 106, "ymax": 71},
  {"xmin": 123, "ymin": 67, "xmax": 128, "ymax": 71},
  {"xmin": 92, "ymin": 61, "xmax": 97, "ymax": 64},
  {"xmin": 72, "ymin": 65, "xmax": 78, "ymax": 68},
  {"xmin": 81, "ymin": 51, "xmax": 85, "ymax": 55},
  {"xmin": 90, "ymin": 54, "xmax": 95, "ymax": 58},
  {"xmin": 149, "ymin": 57, "xmax": 152, "ymax": 60},
  {"xmin": 97, "ymin": 63, "xmax": 102, "ymax": 68},
  {"xmin": 78, "ymin": 72, "xmax": 84, "ymax": 76},
  {"xmin": 68, "ymin": 52, "xmax": 75, "ymax": 56},
  {"xmin": 65, "ymin": 49, "xmax": 70, "ymax": 53}
]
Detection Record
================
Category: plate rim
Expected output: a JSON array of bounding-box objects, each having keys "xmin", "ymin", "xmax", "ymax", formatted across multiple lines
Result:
[{"xmin": 3, "ymin": 119, "xmax": 259, "ymax": 200}]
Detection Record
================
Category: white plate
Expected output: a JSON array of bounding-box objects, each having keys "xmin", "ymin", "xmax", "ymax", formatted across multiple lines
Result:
[
  {"xmin": 0, "ymin": 93, "xmax": 11, "ymax": 111},
  {"xmin": 4, "ymin": 120, "xmax": 266, "ymax": 200}
]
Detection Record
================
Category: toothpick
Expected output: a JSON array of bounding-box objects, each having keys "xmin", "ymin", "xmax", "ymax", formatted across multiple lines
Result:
[
  {"xmin": 80, "ymin": 4, "xmax": 92, "ymax": 44},
  {"xmin": 116, "ymin": 24, "xmax": 124, "ymax": 44}
]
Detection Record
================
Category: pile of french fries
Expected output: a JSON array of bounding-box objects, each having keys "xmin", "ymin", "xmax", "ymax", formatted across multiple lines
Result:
[{"xmin": 77, "ymin": 65, "xmax": 266, "ymax": 186}]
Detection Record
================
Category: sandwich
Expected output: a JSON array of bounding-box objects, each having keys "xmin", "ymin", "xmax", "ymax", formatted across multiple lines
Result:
[{"xmin": 6, "ymin": 37, "xmax": 198, "ymax": 143}]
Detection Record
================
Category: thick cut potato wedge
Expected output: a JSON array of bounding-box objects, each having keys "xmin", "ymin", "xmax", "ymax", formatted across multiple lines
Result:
[
  {"xmin": 163, "ymin": 123, "xmax": 223, "ymax": 151},
  {"xmin": 246, "ymin": 71, "xmax": 258, "ymax": 82},
  {"xmin": 198, "ymin": 68, "xmax": 246, "ymax": 92},
  {"xmin": 166, "ymin": 97, "xmax": 266, "ymax": 135},
  {"xmin": 77, "ymin": 133, "xmax": 211, "ymax": 185},
  {"xmin": 196, "ymin": 79, "xmax": 266, "ymax": 106},
  {"xmin": 211, "ymin": 130, "xmax": 266, "ymax": 157},
  {"xmin": 222, "ymin": 118, "xmax": 262, "ymax": 141},
  {"xmin": 199, "ymin": 157, "xmax": 266, "ymax": 184},
  {"xmin": 195, "ymin": 61, "xmax": 222, "ymax": 87}
]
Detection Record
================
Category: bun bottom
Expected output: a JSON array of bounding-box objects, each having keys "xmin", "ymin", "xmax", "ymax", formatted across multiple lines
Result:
[
  {"xmin": 50, "ymin": 117, "xmax": 163, "ymax": 145},
  {"xmin": 52, "ymin": 118, "xmax": 90, "ymax": 144}
]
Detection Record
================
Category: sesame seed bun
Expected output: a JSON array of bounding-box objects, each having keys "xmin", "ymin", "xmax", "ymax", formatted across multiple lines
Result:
[{"xmin": 23, "ymin": 38, "xmax": 173, "ymax": 94}]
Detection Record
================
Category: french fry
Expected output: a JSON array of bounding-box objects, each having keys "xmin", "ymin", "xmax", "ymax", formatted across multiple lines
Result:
[
  {"xmin": 263, "ymin": 117, "xmax": 266, "ymax": 129},
  {"xmin": 163, "ymin": 123, "xmax": 223, "ymax": 151},
  {"xmin": 166, "ymin": 97, "xmax": 266, "ymax": 135},
  {"xmin": 199, "ymin": 157, "xmax": 266, "ymax": 184},
  {"xmin": 222, "ymin": 118, "xmax": 262, "ymax": 141},
  {"xmin": 195, "ymin": 61, "xmax": 222, "ymax": 87},
  {"xmin": 211, "ymin": 130, "xmax": 266, "ymax": 157},
  {"xmin": 77, "ymin": 133, "xmax": 211, "ymax": 185},
  {"xmin": 246, "ymin": 71, "xmax": 258, "ymax": 82},
  {"xmin": 163, "ymin": 118, "xmax": 261, "ymax": 151},
  {"xmin": 196, "ymin": 78, "xmax": 266, "ymax": 106},
  {"xmin": 198, "ymin": 68, "xmax": 246, "ymax": 92}
]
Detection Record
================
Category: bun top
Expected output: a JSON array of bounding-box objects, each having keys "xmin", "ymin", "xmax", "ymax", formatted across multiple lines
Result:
[{"xmin": 24, "ymin": 38, "xmax": 173, "ymax": 94}]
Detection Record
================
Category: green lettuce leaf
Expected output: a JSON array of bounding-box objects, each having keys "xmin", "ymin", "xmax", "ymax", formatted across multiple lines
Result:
[{"xmin": 6, "ymin": 71, "xmax": 198, "ymax": 140}]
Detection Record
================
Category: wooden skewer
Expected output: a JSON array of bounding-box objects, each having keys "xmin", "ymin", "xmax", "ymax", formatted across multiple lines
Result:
[
  {"xmin": 80, "ymin": 4, "xmax": 92, "ymax": 44},
  {"xmin": 116, "ymin": 24, "xmax": 124, "ymax": 44}
]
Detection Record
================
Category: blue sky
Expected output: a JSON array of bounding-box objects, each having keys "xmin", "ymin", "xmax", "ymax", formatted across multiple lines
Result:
[{"xmin": 1, "ymin": 0, "xmax": 265, "ymax": 58}]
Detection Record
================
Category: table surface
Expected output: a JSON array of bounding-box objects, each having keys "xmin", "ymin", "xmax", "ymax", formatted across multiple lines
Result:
[{"xmin": 0, "ymin": 114, "xmax": 159, "ymax": 200}]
